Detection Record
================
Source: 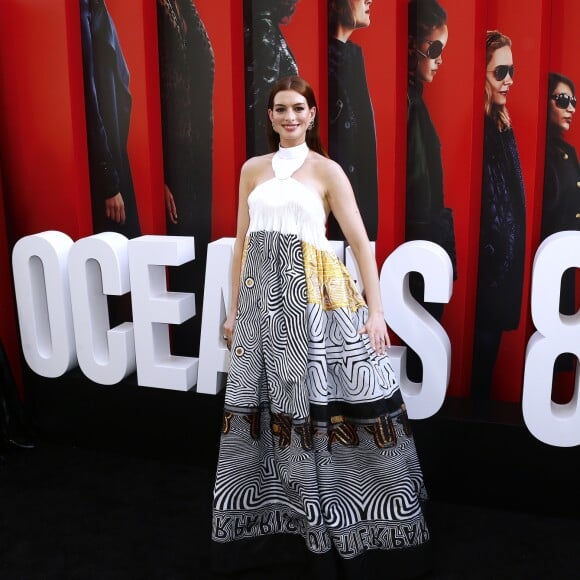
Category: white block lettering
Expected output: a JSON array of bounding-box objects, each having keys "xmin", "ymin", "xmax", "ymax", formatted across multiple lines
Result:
[
  {"xmin": 68, "ymin": 232, "xmax": 135, "ymax": 385},
  {"xmin": 196, "ymin": 238, "xmax": 235, "ymax": 394},
  {"xmin": 128, "ymin": 235, "xmax": 197, "ymax": 390},
  {"xmin": 380, "ymin": 240, "xmax": 453, "ymax": 419},
  {"xmin": 523, "ymin": 231, "xmax": 580, "ymax": 447},
  {"xmin": 12, "ymin": 231, "xmax": 77, "ymax": 377}
]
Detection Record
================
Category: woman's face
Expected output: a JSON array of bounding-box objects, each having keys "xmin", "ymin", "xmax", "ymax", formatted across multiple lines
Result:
[
  {"xmin": 415, "ymin": 25, "xmax": 448, "ymax": 83},
  {"xmin": 549, "ymin": 81, "xmax": 576, "ymax": 133},
  {"xmin": 350, "ymin": 0, "xmax": 372, "ymax": 29},
  {"xmin": 268, "ymin": 89, "xmax": 315, "ymax": 147},
  {"xmin": 486, "ymin": 46, "xmax": 514, "ymax": 107}
]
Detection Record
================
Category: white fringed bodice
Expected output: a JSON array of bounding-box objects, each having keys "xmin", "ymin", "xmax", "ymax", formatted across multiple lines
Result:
[{"xmin": 247, "ymin": 143, "xmax": 331, "ymax": 250}]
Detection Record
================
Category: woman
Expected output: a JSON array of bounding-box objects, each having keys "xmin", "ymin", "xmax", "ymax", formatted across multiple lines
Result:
[
  {"xmin": 406, "ymin": 0, "xmax": 456, "ymax": 381},
  {"xmin": 327, "ymin": 0, "xmax": 378, "ymax": 240},
  {"xmin": 80, "ymin": 0, "xmax": 141, "ymax": 238},
  {"xmin": 471, "ymin": 31, "xmax": 526, "ymax": 403},
  {"xmin": 157, "ymin": 0, "xmax": 214, "ymax": 358},
  {"xmin": 541, "ymin": 72, "xmax": 580, "ymax": 373},
  {"xmin": 212, "ymin": 76, "xmax": 429, "ymax": 577},
  {"xmin": 244, "ymin": 0, "xmax": 300, "ymax": 156}
]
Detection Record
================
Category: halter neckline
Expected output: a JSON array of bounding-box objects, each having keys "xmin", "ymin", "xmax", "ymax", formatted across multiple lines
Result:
[
  {"xmin": 272, "ymin": 142, "xmax": 309, "ymax": 180},
  {"xmin": 276, "ymin": 142, "xmax": 308, "ymax": 159}
]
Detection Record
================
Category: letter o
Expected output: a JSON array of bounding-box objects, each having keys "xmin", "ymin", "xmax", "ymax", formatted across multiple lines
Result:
[{"xmin": 12, "ymin": 231, "xmax": 77, "ymax": 377}]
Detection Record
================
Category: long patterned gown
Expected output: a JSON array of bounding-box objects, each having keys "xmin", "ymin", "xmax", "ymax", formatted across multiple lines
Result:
[{"xmin": 212, "ymin": 142, "xmax": 429, "ymax": 560}]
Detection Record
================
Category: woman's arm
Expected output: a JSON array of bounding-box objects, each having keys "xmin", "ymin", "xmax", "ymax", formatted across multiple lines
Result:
[
  {"xmin": 222, "ymin": 160, "xmax": 254, "ymax": 347},
  {"xmin": 324, "ymin": 159, "xmax": 390, "ymax": 354}
]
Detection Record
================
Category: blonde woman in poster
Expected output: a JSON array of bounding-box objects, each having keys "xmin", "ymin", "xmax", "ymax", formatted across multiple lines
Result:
[
  {"xmin": 405, "ymin": 0, "xmax": 456, "ymax": 382},
  {"xmin": 541, "ymin": 72, "xmax": 580, "ymax": 374},
  {"xmin": 471, "ymin": 31, "xmax": 526, "ymax": 404},
  {"xmin": 157, "ymin": 0, "xmax": 214, "ymax": 357},
  {"xmin": 327, "ymin": 0, "xmax": 378, "ymax": 241},
  {"xmin": 212, "ymin": 76, "xmax": 430, "ymax": 578},
  {"xmin": 244, "ymin": 0, "xmax": 300, "ymax": 156}
]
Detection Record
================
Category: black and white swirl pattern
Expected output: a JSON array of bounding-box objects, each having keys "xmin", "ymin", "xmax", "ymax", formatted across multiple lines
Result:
[
  {"xmin": 215, "ymin": 230, "xmax": 429, "ymax": 558},
  {"xmin": 213, "ymin": 409, "xmax": 429, "ymax": 557}
]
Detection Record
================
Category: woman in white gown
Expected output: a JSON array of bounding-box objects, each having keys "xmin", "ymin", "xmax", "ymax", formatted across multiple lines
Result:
[{"xmin": 212, "ymin": 75, "xmax": 430, "ymax": 578}]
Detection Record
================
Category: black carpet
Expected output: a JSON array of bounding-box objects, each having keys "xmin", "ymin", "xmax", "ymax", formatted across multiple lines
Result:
[{"xmin": 1, "ymin": 441, "xmax": 580, "ymax": 580}]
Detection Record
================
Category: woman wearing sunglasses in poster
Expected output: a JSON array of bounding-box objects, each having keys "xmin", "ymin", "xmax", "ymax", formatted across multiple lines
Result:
[
  {"xmin": 471, "ymin": 31, "xmax": 526, "ymax": 405},
  {"xmin": 405, "ymin": 0, "xmax": 456, "ymax": 382},
  {"xmin": 540, "ymin": 73, "xmax": 580, "ymax": 383}
]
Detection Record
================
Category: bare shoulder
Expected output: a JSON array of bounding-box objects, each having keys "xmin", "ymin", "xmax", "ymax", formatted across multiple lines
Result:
[
  {"xmin": 240, "ymin": 153, "xmax": 274, "ymax": 190},
  {"xmin": 308, "ymin": 151, "xmax": 349, "ymax": 188},
  {"xmin": 242, "ymin": 153, "xmax": 274, "ymax": 175}
]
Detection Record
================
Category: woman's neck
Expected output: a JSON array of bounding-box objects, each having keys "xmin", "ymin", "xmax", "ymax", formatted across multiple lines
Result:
[
  {"xmin": 279, "ymin": 138, "xmax": 307, "ymax": 149},
  {"xmin": 548, "ymin": 125, "xmax": 566, "ymax": 140},
  {"xmin": 277, "ymin": 141, "xmax": 308, "ymax": 156},
  {"xmin": 334, "ymin": 25, "xmax": 353, "ymax": 43}
]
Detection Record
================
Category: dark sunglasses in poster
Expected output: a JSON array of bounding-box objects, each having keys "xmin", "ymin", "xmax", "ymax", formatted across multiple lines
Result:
[
  {"xmin": 551, "ymin": 93, "xmax": 577, "ymax": 109},
  {"xmin": 487, "ymin": 65, "xmax": 515, "ymax": 82},
  {"xmin": 416, "ymin": 39, "xmax": 444, "ymax": 60}
]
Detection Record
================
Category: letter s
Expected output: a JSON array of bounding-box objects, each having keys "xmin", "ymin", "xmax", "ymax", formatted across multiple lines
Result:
[{"xmin": 380, "ymin": 241, "xmax": 453, "ymax": 419}]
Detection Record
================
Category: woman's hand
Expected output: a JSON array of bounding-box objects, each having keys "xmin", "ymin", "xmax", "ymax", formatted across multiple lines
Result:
[
  {"xmin": 165, "ymin": 184, "xmax": 178, "ymax": 224},
  {"xmin": 105, "ymin": 192, "xmax": 126, "ymax": 224},
  {"xmin": 222, "ymin": 313, "xmax": 236, "ymax": 350},
  {"xmin": 359, "ymin": 311, "xmax": 391, "ymax": 355}
]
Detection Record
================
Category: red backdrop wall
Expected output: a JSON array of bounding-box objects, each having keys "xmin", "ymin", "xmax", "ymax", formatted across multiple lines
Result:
[{"xmin": 0, "ymin": 0, "xmax": 578, "ymax": 406}]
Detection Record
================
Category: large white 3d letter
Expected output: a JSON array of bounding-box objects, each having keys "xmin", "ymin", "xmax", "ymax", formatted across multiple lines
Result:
[
  {"xmin": 12, "ymin": 231, "xmax": 77, "ymax": 377},
  {"xmin": 196, "ymin": 238, "xmax": 234, "ymax": 394},
  {"xmin": 129, "ymin": 236, "xmax": 196, "ymax": 390},
  {"xmin": 380, "ymin": 241, "xmax": 453, "ymax": 419},
  {"xmin": 68, "ymin": 233, "xmax": 136, "ymax": 385},
  {"xmin": 523, "ymin": 231, "xmax": 580, "ymax": 447}
]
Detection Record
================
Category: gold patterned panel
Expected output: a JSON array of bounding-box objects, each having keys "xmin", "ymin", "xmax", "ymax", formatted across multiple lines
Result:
[
  {"xmin": 302, "ymin": 242, "xmax": 366, "ymax": 312},
  {"xmin": 240, "ymin": 236, "xmax": 250, "ymax": 274}
]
